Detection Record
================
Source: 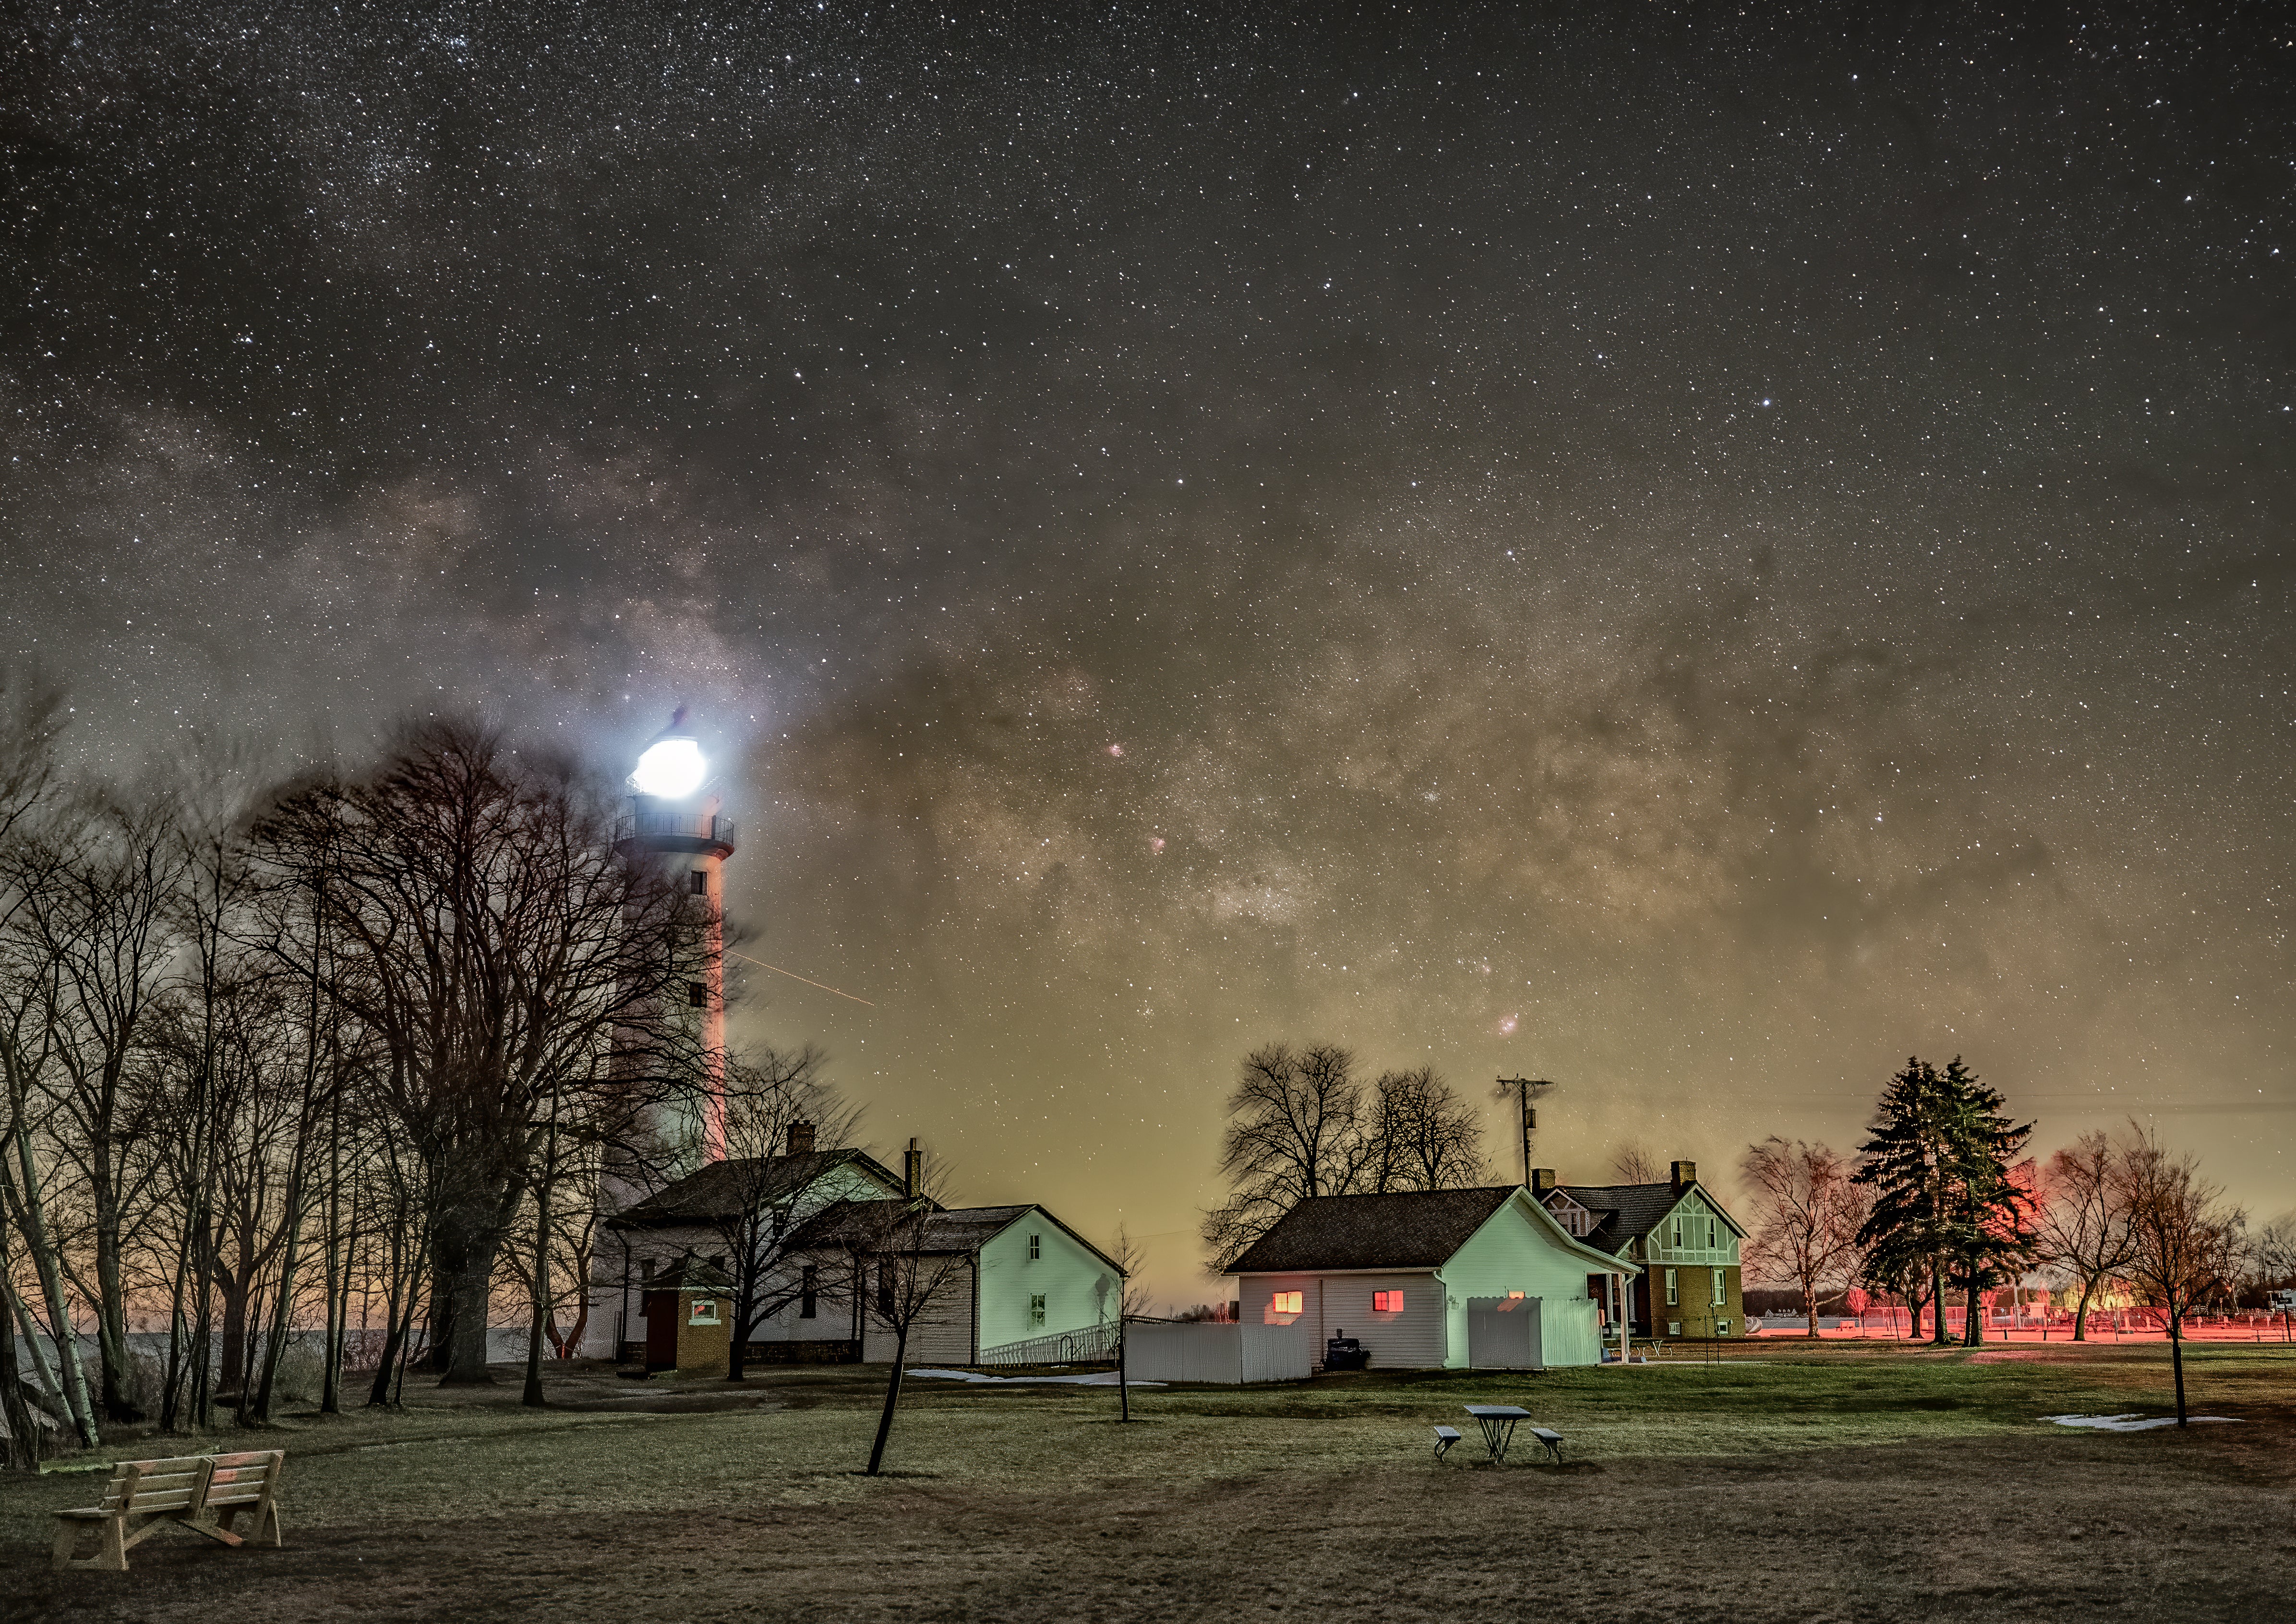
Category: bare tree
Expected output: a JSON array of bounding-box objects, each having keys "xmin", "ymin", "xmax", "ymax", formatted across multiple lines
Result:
[
  {"xmin": 1202, "ymin": 1043, "xmax": 1366, "ymax": 1270},
  {"xmin": 820, "ymin": 1170, "xmax": 971, "ymax": 1477},
  {"xmin": 1362, "ymin": 1067, "xmax": 1489, "ymax": 1193},
  {"xmin": 682, "ymin": 1045, "xmax": 856, "ymax": 1383},
  {"xmin": 1611, "ymin": 1144, "xmax": 1661, "ymax": 1185},
  {"xmin": 1202, "ymin": 1043, "xmax": 1491, "ymax": 1270},
  {"xmin": 250, "ymin": 718, "xmax": 711, "ymax": 1383},
  {"xmin": 1740, "ymin": 1138, "xmax": 1872, "ymax": 1337},
  {"xmin": 2119, "ymin": 1124, "xmax": 2246, "ymax": 1426},
  {"xmin": 2254, "ymin": 1211, "xmax": 2296, "ymax": 1291},
  {"xmin": 2033, "ymin": 1130, "xmax": 2136, "ymax": 1341}
]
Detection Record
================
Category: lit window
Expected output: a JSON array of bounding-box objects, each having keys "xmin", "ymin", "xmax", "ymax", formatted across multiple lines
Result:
[
  {"xmin": 1665, "ymin": 1268, "xmax": 1678, "ymax": 1307},
  {"xmin": 1372, "ymin": 1290, "xmax": 1404, "ymax": 1313},
  {"xmin": 1272, "ymin": 1290, "xmax": 1304, "ymax": 1315},
  {"xmin": 1506, "ymin": 1290, "xmax": 1525, "ymax": 1300},
  {"xmin": 688, "ymin": 1297, "xmax": 720, "ymax": 1326},
  {"xmin": 1028, "ymin": 1234, "xmax": 1041, "ymax": 1260},
  {"xmin": 1029, "ymin": 1293, "xmax": 1047, "ymax": 1327},
  {"xmin": 1712, "ymin": 1268, "xmax": 1726, "ymax": 1306}
]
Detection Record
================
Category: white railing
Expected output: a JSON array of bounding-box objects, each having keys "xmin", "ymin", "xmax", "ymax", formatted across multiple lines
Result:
[{"xmin": 974, "ymin": 1321, "xmax": 1122, "ymax": 1367}]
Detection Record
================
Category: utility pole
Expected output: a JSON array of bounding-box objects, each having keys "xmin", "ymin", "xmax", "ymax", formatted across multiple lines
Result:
[{"xmin": 1494, "ymin": 1077, "xmax": 1557, "ymax": 1187}]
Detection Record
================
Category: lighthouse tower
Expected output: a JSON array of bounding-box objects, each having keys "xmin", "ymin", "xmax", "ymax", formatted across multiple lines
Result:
[
  {"xmin": 581, "ymin": 709, "xmax": 737, "ymax": 1360},
  {"xmin": 621, "ymin": 707, "xmax": 736, "ymax": 1162}
]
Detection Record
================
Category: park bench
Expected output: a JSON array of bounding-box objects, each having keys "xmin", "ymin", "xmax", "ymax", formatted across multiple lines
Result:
[
  {"xmin": 1432, "ymin": 1424, "xmax": 1462, "ymax": 1463},
  {"xmin": 50, "ymin": 1448, "xmax": 285, "ymax": 1572}
]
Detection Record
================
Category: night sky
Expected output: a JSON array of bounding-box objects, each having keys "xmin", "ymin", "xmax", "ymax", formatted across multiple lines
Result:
[{"xmin": 7, "ymin": 5, "xmax": 2291, "ymax": 1302}]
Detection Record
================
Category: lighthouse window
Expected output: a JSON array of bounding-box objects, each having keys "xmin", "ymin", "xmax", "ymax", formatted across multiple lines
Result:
[
  {"xmin": 689, "ymin": 871, "xmax": 707, "ymax": 895},
  {"xmin": 687, "ymin": 981, "xmax": 707, "ymax": 1008}
]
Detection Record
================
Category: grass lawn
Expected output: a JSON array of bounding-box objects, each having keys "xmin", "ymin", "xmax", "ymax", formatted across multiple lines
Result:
[{"xmin": 5, "ymin": 1341, "xmax": 2291, "ymax": 1622}]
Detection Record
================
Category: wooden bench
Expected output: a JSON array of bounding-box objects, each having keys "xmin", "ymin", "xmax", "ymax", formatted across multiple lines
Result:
[{"xmin": 50, "ymin": 1449, "xmax": 285, "ymax": 1572}]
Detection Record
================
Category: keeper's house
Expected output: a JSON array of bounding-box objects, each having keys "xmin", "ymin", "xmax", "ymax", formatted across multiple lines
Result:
[
  {"xmin": 1226, "ymin": 1185, "xmax": 1635, "ymax": 1369},
  {"xmin": 1536, "ymin": 1161, "xmax": 1747, "ymax": 1338}
]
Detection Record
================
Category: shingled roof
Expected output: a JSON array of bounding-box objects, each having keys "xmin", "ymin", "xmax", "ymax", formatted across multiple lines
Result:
[
  {"xmin": 606, "ymin": 1148, "xmax": 902, "ymax": 1229},
  {"xmin": 1551, "ymin": 1180, "xmax": 1743, "ymax": 1257},
  {"xmin": 786, "ymin": 1200, "xmax": 1125, "ymax": 1274},
  {"xmin": 1226, "ymin": 1186, "xmax": 1520, "ymax": 1275}
]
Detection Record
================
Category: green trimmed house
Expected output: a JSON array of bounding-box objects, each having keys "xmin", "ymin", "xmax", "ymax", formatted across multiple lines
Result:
[
  {"xmin": 1536, "ymin": 1161, "xmax": 1747, "ymax": 1338},
  {"xmin": 1225, "ymin": 1185, "xmax": 1636, "ymax": 1368}
]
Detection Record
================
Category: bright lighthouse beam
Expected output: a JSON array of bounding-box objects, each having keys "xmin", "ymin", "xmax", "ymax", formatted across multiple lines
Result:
[{"xmin": 632, "ymin": 737, "xmax": 706, "ymax": 798}]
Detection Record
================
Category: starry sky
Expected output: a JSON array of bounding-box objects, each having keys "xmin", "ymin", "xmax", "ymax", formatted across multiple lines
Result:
[{"xmin": 6, "ymin": 4, "xmax": 2291, "ymax": 1303}]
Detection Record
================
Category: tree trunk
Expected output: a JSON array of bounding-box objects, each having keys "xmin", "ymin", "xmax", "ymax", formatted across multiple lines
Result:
[
  {"xmin": 727, "ymin": 1294, "xmax": 750, "ymax": 1383},
  {"xmin": 11, "ymin": 1126, "xmax": 99, "ymax": 1447},
  {"xmin": 430, "ymin": 1207, "xmax": 502, "ymax": 1385},
  {"xmin": 2072, "ymin": 1280, "xmax": 2092, "ymax": 1342},
  {"xmin": 2168, "ymin": 1302, "xmax": 2188, "ymax": 1426},
  {"xmin": 522, "ymin": 1175, "xmax": 551, "ymax": 1409},
  {"xmin": 1963, "ymin": 1267, "xmax": 1983, "ymax": 1346},
  {"xmin": 216, "ymin": 1272, "xmax": 250, "ymax": 1395},
  {"xmin": 89, "ymin": 1157, "xmax": 137, "ymax": 1421},
  {"xmin": 253, "ymin": 1136, "xmax": 314, "ymax": 1421},
  {"xmin": 1804, "ymin": 1280, "xmax": 1821, "ymax": 1337},
  {"xmin": 1929, "ymin": 1257, "xmax": 1951, "ymax": 1345},
  {"xmin": 866, "ymin": 1328, "xmax": 909, "ymax": 1476}
]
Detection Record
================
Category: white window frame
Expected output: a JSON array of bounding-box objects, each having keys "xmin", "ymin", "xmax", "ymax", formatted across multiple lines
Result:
[
  {"xmin": 1712, "ymin": 1268, "xmax": 1726, "ymax": 1307},
  {"xmin": 1028, "ymin": 1233, "xmax": 1041, "ymax": 1260},
  {"xmin": 1029, "ymin": 1293, "xmax": 1047, "ymax": 1327},
  {"xmin": 1664, "ymin": 1268, "xmax": 1678, "ymax": 1307}
]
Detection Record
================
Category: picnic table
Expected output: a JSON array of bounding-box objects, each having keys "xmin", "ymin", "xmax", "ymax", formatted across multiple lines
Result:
[{"xmin": 1458, "ymin": 1406, "xmax": 1564, "ymax": 1465}]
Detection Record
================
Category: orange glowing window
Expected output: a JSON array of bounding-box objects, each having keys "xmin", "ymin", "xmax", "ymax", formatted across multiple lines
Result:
[
  {"xmin": 1506, "ymin": 1290, "xmax": 1526, "ymax": 1300},
  {"xmin": 1272, "ymin": 1290, "xmax": 1304, "ymax": 1315},
  {"xmin": 1372, "ymin": 1290, "xmax": 1404, "ymax": 1313}
]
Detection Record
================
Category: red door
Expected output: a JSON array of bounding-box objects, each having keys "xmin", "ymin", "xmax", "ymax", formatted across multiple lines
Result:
[{"xmin": 642, "ymin": 1290, "xmax": 678, "ymax": 1369}]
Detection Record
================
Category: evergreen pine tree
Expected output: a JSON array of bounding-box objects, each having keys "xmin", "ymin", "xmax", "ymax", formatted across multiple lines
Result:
[
  {"xmin": 1932, "ymin": 1057, "xmax": 2035, "ymax": 1346},
  {"xmin": 1854, "ymin": 1058, "xmax": 1957, "ymax": 1345}
]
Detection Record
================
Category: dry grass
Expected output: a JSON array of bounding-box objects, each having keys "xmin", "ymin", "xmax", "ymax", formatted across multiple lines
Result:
[{"xmin": 4, "ymin": 1342, "xmax": 2291, "ymax": 1622}]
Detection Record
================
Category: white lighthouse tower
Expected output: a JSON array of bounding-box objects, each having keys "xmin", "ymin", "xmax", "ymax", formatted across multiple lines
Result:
[{"xmin": 623, "ymin": 706, "xmax": 736, "ymax": 1161}]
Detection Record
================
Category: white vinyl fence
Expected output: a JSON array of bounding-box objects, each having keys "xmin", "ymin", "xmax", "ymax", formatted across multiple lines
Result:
[{"xmin": 1123, "ymin": 1321, "xmax": 1312, "ymax": 1385}]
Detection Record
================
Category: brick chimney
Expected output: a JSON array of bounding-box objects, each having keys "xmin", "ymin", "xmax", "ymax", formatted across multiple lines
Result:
[
  {"xmin": 785, "ymin": 1121, "xmax": 816, "ymax": 1157},
  {"xmin": 1671, "ymin": 1159, "xmax": 1697, "ymax": 1191},
  {"xmin": 1530, "ymin": 1168, "xmax": 1559, "ymax": 1196},
  {"xmin": 903, "ymin": 1137, "xmax": 923, "ymax": 1198}
]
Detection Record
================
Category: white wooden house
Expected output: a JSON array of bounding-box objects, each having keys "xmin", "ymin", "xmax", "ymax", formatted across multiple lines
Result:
[
  {"xmin": 587, "ymin": 1132, "xmax": 908, "ymax": 1361},
  {"xmin": 1225, "ymin": 1185, "xmax": 1635, "ymax": 1369},
  {"xmin": 793, "ymin": 1200, "xmax": 1128, "ymax": 1365}
]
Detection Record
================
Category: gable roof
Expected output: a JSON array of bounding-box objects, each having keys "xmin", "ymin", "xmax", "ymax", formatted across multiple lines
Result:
[
  {"xmin": 607, "ymin": 1147, "xmax": 904, "ymax": 1230},
  {"xmin": 787, "ymin": 1200, "xmax": 1128, "ymax": 1276},
  {"xmin": 1226, "ymin": 1187, "xmax": 1519, "ymax": 1275},
  {"xmin": 1551, "ymin": 1180, "xmax": 1745, "ymax": 1257}
]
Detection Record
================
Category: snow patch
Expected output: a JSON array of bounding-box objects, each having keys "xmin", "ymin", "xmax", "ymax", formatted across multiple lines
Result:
[
  {"xmin": 907, "ymin": 1367, "xmax": 1164, "ymax": 1387},
  {"xmin": 2043, "ymin": 1413, "xmax": 2240, "ymax": 1433}
]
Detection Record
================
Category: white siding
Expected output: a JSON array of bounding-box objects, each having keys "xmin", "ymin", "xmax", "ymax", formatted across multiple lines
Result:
[
  {"xmin": 977, "ymin": 1212, "xmax": 1119, "ymax": 1353},
  {"xmin": 864, "ymin": 1258, "xmax": 974, "ymax": 1364},
  {"xmin": 1437, "ymin": 1190, "xmax": 1632, "ymax": 1369},
  {"xmin": 1238, "ymin": 1272, "xmax": 1444, "ymax": 1369}
]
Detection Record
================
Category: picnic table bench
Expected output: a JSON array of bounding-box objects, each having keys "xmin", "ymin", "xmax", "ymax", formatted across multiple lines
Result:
[
  {"xmin": 51, "ymin": 1448, "xmax": 285, "ymax": 1572},
  {"xmin": 1450, "ymin": 1406, "xmax": 1564, "ymax": 1466}
]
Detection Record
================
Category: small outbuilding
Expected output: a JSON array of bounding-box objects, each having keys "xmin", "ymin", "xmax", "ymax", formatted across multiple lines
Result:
[{"xmin": 1226, "ymin": 1185, "xmax": 1635, "ymax": 1370}]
